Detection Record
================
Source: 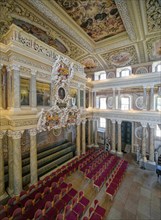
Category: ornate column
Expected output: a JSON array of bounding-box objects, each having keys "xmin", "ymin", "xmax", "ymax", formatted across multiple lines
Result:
[
  {"xmin": 93, "ymin": 91, "xmax": 96, "ymax": 108},
  {"xmin": 10, "ymin": 65, "xmax": 21, "ymax": 110},
  {"xmin": 148, "ymin": 123, "xmax": 156, "ymax": 164},
  {"xmin": 82, "ymin": 120, "xmax": 86, "ymax": 154},
  {"xmin": 0, "ymin": 64, "xmax": 3, "ymax": 109},
  {"xmin": 118, "ymin": 88, "xmax": 121, "ymax": 110},
  {"xmin": 131, "ymin": 121, "xmax": 135, "ymax": 153},
  {"xmin": 77, "ymin": 86, "xmax": 80, "ymax": 108},
  {"xmin": 7, "ymin": 130, "xmax": 14, "ymax": 195},
  {"xmin": 12, "ymin": 130, "xmax": 23, "ymax": 195},
  {"xmin": 94, "ymin": 119, "xmax": 99, "ymax": 147},
  {"xmin": 111, "ymin": 119, "xmax": 116, "ymax": 153},
  {"xmin": 105, "ymin": 118, "xmax": 109, "ymax": 138},
  {"xmin": 117, "ymin": 120, "xmax": 123, "ymax": 156},
  {"xmin": 87, "ymin": 119, "xmax": 91, "ymax": 146},
  {"xmin": 76, "ymin": 123, "xmax": 81, "ymax": 156},
  {"xmin": 112, "ymin": 88, "xmax": 116, "ymax": 110},
  {"xmin": 30, "ymin": 71, "xmax": 37, "ymax": 110},
  {"xmin": 83, "ymin": 89, "xmax": 86, "ymax": 109},
  {"xmin": 143, "ymin": 86, "xmax": 147, "ymax": 110},
  {"xmin": 6, "ymin": 66, "xmax": 12, "ymax": 109},
  {"xmin": 29, "ymin": 129, "xmax": 38, "ymax": 185},
  {"xmin": 141, "ymin": 122, "xmax": 147, "ymax": 162},
  {"xmin": 0, "ymin": 131, "xmax": 7, "ymax": 199},
  {"xmin": 150, "ymin": 85, "xmax": 155, "ymax": 111}
]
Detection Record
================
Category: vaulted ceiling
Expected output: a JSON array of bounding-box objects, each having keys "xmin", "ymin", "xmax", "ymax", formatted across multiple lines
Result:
[{"xmin": 1, "ymin": 0, "xmax": 161, "ymax": 75}]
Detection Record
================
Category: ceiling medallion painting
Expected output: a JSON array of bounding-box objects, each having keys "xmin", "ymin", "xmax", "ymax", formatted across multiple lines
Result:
[
  {"xmin": 37, "ymin": 56, "xmax": 81, "ymax": 133},
  {"xmin": 13, "ymin": 19, "xmax": 68, "ymax": 54},
  {"xmin": 147, "ymin": 38, "xmax": 161, "ymax": 61},
  {"xmin": 101, "ymin": 46, "xmax": 138, "ymax": 68},
  {"xmin": 80, "ymin": 57, "xmax": 98, "ymax": 69},
  {"xmin": 55, "ymin": 0, "xmax": 125, "ymax": 42}
]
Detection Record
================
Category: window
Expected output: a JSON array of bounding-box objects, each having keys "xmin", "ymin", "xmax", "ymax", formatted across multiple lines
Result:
[
  {"xmin": 156, "ymin": 64, "xmax": 161, "ymax": 72},
  {"xmin": 100, "ymin": 117, "xmax": 106, "ymax": 128},
  {"xmin": 100, "ymin": 73, "xmax": 106, "ymax": 80},
  {"xmin": 121, "ymin": 69, "xmax": 130, "ymax": 77},
  {"xmin": 94, "ymin": 71, "xmax": 106, "ymax": 80},
  {"xmin": 156, "ymin": 97, "xmax": 161, "ymax": 111},
  {"xmin": 100, "ymin": 97, "xmax": 106, "ymax": 109},
  {"xmin": 20, "ymin": 78, "xmax": 30, "ymax": 106},
  {"xmin": 156, "ymin": 125, "xmax": 161, "ymax": 137},
  {"xmin": 116, "ymin": 66, "xmax": 132, "ymax": 77},
  {"xmin": 121, "ymin": 97, "xmax": 130, "ymax": 110},
  {"xmin": 37, "ymin": 82, "xmax": 50, "ymax": 106}
]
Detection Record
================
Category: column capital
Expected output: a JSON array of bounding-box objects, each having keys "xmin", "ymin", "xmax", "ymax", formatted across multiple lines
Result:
[
  {"xmin": 7, "ymin": 130, "xmax": 13, "ymax": 137},
  {"xmin": 0, "ymin": 130, "xmax": 6, "ymax": 139},
  {"xmin": 111, "ymin": 119, "xmax": 116, "ymax": 124},
  {"xmin": 0, "ymin": 64, "xmax": 3, "ymax": 70},
  {"xmin": 11, "ymin": 130, "xmax": 23, "ymax": 140},
  {"xmin": 29, "ymin": 128, "xmax": 37, "ymax": 136},
  {"xmin": 31, "ymin": 70, "xmax": 37, "ymax": 76},
  {"xmin": 81, "ymin": 119, "xmax": 86, "ymax": 125},
  {"xmin": 10, "ymin": 64, "xmax": 20, "ymax": 71},
  {"xmin": 149, "ymin": 84, "xmax": 154, "ymax": 89},
  {"xmin": 149, "ymin": 123, "xmax": 156, "ymax": 129},
  {"xmin": 117, "ymin": 120, "xmax": 122, "ymax": 125},
  {"xmin": 141, "ymin": 122, "xmax": 147, "ymax": 128}
]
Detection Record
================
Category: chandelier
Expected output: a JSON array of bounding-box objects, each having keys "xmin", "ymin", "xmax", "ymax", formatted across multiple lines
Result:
[{"xmin": 37, "ymin": 55, "xmax": 81, "ymax": 132}]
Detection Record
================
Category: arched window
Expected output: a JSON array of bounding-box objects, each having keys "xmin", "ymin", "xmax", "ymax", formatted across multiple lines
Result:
[
  {"xmin": 100, "ymin": 97, "xmax": 106, "ymax": 109},
  {"xmin": 156, "ymin": 96, "xmax": 161, "ymax": 111},
  {"xmin": 100, "ymin": 117, "xmax": 106, "ymax": 128},
  {"xmin": 121, "ymin": 97, "xmax": 130, "ymax": 110},
  {"xmin": 156, "ymin": 125, "xmax": 161, "ymax": 137},
  {"xmin": 121, "ymin": 69, "xmax": 130, "ymax": 77},
  {"xmin": 116, "ymin": 66, "xmax": 132, "ymax": 77},
  {"xmin": 156, "ymin": 64, "xmax": 161, "ymax": 72},
  {"xmin": 100, "ymin": 73, "xmax": 106, "ymax": 80}
]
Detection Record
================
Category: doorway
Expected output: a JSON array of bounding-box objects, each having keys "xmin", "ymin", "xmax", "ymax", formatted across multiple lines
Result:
[{"xmin": 121, "ymin": 121, "xmax": 132, "ymax": 153}]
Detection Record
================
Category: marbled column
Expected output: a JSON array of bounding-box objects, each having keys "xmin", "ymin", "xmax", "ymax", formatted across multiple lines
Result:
[
  {"xmin": 118, "ymin": 88, "xmax": 121, "ymax": 110},
  {"xmin": 29, "ymin": 129, "xmax": 38, "ymax": 185},
  {"xmin": 7, "ymin": 130, "xmax": 14, "ymax": 195},
  {"xmin": 149, "ymin": 123, "xmax": 155, "ymax": 163},
  {"xmin": 82, "ymin": 120, "xmax": 86, "ymax": 154},
  {"xmin": 150, "ymin": 85, "xmax": 154, "ymax": 111},
  {"xmin": 88, "ymin": 119, "xmax": 91, "ymax": 146},
  {"xmin": 141, "ymin": 122, "xmax": 147, "ymax": 162},
  {"xmin": 93, "ymin": 91, "xmax": 96, "ymax": 108},
  {"xmin": 30, "ymin": 71, "xmax": 37, "ymax": 110},
  {"xmin": 105, "ymin": 118, "xmax": 108, "ymax": 138},
  {"xmin": 77, "ymin": 86, "xmax": 80, "ymax": 108},
  {"xmin": 143, "ymin": 86, "xmax": 147, "ymax": 110},
  {"xmin": 6, "ymin": 66, "xmax": 12, "ymax": 109},
  {"xmin": 94, "ymin": 119, "xmax": 98, "ymax": 146},
  {"xmin": 0, "ymin": 131, "xmax": 7, "ymax": 199},
  {"xmin": 83, "ymin": 89, "xmax": 86, "ymax": 109},
  {"xmin": 112, "ymin": 88, "xmax": 116, "ymax": 110},
  {"xmin": 111, "ymin": 119, "xmax": 116, "ymax": 153},
  {"xmin": 12, "ymin": 131, "xmax": 23, "ymax": 195},
  {"xmin": 76, "ymin": 123, "xmax": 81, "ymax": 156},
  {"xmin": 0, "ymin": 65, "xmax": 3, "ymax": 109},
  {"xmin": 117, "ymin": 120, "xmax": 122, "ymax": 155},
  {"xmin": 11, "ymin": 65, "xmax": 21, "ymax": 109},
  {"xmin": 131, "ymin": 121, "xmax": 135, "ymax": 153}
]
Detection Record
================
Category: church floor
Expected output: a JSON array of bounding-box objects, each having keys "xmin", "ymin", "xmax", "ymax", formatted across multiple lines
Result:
[{"xmin": 65, "ymin": 153, "xmax": 161, "ymax": 220}]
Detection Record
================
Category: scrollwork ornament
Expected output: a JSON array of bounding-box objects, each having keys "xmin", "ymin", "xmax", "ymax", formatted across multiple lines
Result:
[
  {"xmin": 53, "ymin": 127, "xmax": 62, "ymax": 136},
  {"xmin": 107, "ymin": 97, "xmax": 113, "ymax": 108}
]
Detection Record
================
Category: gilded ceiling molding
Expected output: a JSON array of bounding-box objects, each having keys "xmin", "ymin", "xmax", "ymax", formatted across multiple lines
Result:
[
  {"xmin": 28, "ymin": 0, "xmax": 93, "ymax": 52},
  {"xmin": 114, "ymin": 0, "xmax": 136, "ymax": 41}
]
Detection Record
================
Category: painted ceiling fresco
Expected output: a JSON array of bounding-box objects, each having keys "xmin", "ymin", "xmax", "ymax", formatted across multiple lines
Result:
[
  {"xmin": 55, "ymin": 0, "xmax": 125, "ymax": 42},
  {"xmin": 13, "ymin": 19, "xmax": 68, "ymax": 54},
  {"xmin": 147, "ymin": 38, "xmax": 161, "ymax": 61}
]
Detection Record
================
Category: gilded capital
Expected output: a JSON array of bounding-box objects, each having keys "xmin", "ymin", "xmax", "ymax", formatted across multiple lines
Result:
[{"xmin": 0, "ymin": 130, "xmax": 6, "ymax": 139}]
